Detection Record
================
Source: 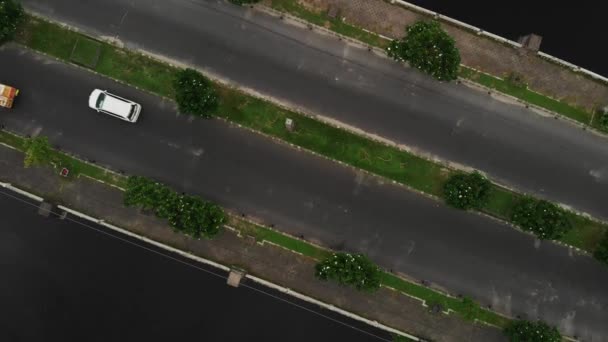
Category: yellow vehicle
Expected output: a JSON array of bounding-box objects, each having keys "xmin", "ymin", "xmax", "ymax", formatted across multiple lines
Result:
[{"xmin": 0, "ymin": 83, "xmax": 19, "ymax": 109}]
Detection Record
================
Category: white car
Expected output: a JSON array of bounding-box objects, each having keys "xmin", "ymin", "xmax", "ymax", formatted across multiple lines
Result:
[{"xmin": 88, "ymin": 89, "xmax": 141, "ymax": 123}]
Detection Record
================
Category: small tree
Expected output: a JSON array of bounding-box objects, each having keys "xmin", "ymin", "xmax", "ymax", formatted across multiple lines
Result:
[
  {"xmin": 173, "ymin": 68, "xmax": 219, "ymax": 118},
  {"xmin": 504, "ymin": 320, "xmax": 561, "ymax": 342},
  {"xmin": 169, "ymin": 195, "xmax": 226, "ymax": 238},
  {"xmin": 23, "ymin": 136, "xmax": 52, "ymax": 167},
  {"xmin": 387, "ymin": 20, "xmax": 461, "ymax": 81},
  {"xmin": 443, "ymin": 172, "xmax": 491, "ymax": 210},
  {"xmin": 315, "ymin": 252, "xmax": 381, "ymax": 292},
  {"xmin": 511, "ymin": 198, "xmax": 571, "ymax": 240},
  {"xmin": 593, "ymin": 232, "xmax": 608, "ymax": 265},
  {"xmin": 0, "ymin": 0, "xmax": 24, "ymax": 45}
]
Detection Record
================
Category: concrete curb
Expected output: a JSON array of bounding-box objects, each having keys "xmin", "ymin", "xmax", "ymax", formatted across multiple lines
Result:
[
  {"xmin": 0, "ymin": 182, "xmax": 44, "ymax": 202},
  {"xmin": 246, "ymin": 274, "xmax": 424, "ymax": 341},
  {"xmin": 0, "ymin": 182, "xmax": 423, "ymax": 342}
]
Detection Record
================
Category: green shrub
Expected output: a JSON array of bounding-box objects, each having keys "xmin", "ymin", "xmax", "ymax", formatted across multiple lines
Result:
[
  {"xmin": 315, "ymin": 252, "xmax": 381, "ymax": 292},
  {"xmin": 124, "ymin": 176, "xmax": 225, "ymax": 238},
  {"xmin": 598, "ymin": 111, "xmax": 608, "ymax": 131},
  {"xmin": 23, "ymin": 136, "xmax": 52, "ymax": 167},
  {"xmin": 443, "ymin": 172, "xmax": 491, "ymax": 210},
  {"xmin": 593, "ymin": 232, "xmax": 608, "ymax": 265},
  {"xmin": 173, "ymin": 68, "xmax": 219, "ymax": 118},
  {"xmin": 387, "ymin": 21, "xmax": 461, "ymax": 81},
  {"xmin": 511, "ymin": 198, "xmax": 571, "ymax": 240},
  {"xmin": 0, "ymin": 0, "xmax": 24, "ymax": 44},
  {"xmin": 504, "ymin": 320, "xmax": 561, "ymax": 342}
]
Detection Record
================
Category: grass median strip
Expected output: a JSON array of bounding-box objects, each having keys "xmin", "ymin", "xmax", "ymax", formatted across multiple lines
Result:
[
  {"xmin": 15, "ymin": 15, "xmax": 608, "ymax": 255},
  {"xmin": 459, "ymin": 67, "xmax": 593, "ymax": 124}
]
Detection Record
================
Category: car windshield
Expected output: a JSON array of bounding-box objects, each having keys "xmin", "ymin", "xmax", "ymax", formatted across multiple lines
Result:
[
  {"xmin": 128, "ymin": 105, "xmax": 136, "ymax": 119},
  {"xmin": 96, "ymin": 93, "xmax": 106, "ymax": 108}
]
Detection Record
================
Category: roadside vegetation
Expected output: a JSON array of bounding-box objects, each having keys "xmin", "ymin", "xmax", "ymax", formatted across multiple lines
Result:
[
  {"xmin": 504, "ymin": 320, "xmax": 561, "ymax": 342},
  {"xmin": 173, "ymin": 68, "xmax": 219, "ymax": 118},
  {"xmin": 443, "ymin": 172, "xmax": 490, "ymax": 210},
  {"xmin": 23, "ymin": 136, "xmax": 52, "ymax": 167},
  {"xmin": 124, "ymin": 176, "xmax": 226, "ymax": 238},
  {"xmin": 0, "ymin": 0, "xmax": 24, "ymax": 44},
  {"xmin": 598, "ymin": 110, "xmax": 608, "ymax": 132},
  {"xmin": 387, "ymin": 21, "xmax": 461, "ymax": 81},
  {"xmin": 594, "ymin": 232, "xmax": 608, "ymax": 265},
  {"xmin": 14, "ymin": 15, "xmax": 608, "ymax": 264},
  {"xmin": 315, "ymin": 252, "xmax": 382, "ymax": 292},
  {"xmin": 511, "ymin": 198, "xmax": 572, "ymax": 240}
]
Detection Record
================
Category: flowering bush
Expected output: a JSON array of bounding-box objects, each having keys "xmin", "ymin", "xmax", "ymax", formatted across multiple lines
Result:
[
  {"xmin": 443, "ymin": 172, "xmax": 491, "ymax": 210},
  {"xmin": 387, "ymin": 21, "xmax": 460, "ymax": 81},
  {"xmin": 511, "ymin": 198, "xmax": 571, "ymax": 240},
  {"xmin": 315, "ymin": 252, "xmax": 381, "ymax": 292},
  {"xmin": 124, "ymin": 176, "xmax": 225, "ymax": 238},
  {"xmin": 0, "ymin": 0, "xmax": 24, "ymax": 44},
  {"xmin": 504, "ymin": 320, "xmax": 561, "ymax": 342},
  {"xmin": 173, "ymin": 68, "xmax": 219, "ymax": 118},
  {"xmin": 593, "ymin": 232, "xmax": 608, "ymax": 265}
]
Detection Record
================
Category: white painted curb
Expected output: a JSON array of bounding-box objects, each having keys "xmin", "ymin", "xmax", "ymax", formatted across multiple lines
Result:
[
  {"xmin": 0, "ymin": 182, "xmax": 44, "ymax": 202},
  {"xmin": 247, "ymin": 274, "xmax": 423, "ymax": 341},
  {"xmin": 57, "ymin": 205, "xmax": 231, "ymax": 272}
]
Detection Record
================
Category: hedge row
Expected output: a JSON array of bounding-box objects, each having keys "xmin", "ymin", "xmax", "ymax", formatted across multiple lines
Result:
[{"xmin": 124, "ymin": 176, "xmax": 226, "ymax": 238}]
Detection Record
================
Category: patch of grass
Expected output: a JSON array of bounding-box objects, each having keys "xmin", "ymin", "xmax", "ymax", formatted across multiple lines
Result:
[
  {"xmin": 0, "ymin": 130, "xmax": 128, "ymax": 189},
  {"xmin": 70, "ymin": 37, "xmax": 101, "ymax": 68},
  {"xmin": 228, "ymin": 215, "xmax": 331, "ymax": 259},
  {"xmin": 561, "ymin": 215, "xmax": 607, "ymax": 252},
  {"xmin": 16, "ymin": 16, "xmax": 79, "ymax": 60},
  {"xmin": 460, "ymin": 67, "xmax": 593, "ymax": 124},
  {"xmin": 269, "ymin": 0, "xmax": 388, "ymax": 48},
  {"xmin": 482, "ymin": 186, "xmax": 520, "ymax": 219},
  {"xmin": 216, "ymin": 86, "xmax": 449, "ymax": 195},
  {"xmin": 96, "ymin": 46, "xmax": 177, "ymax": 98},
  {"xmin": 381, "ymin": 273, "xmax": 510, "ymax": 328},
  {"xmin": 0, "ymin": 130, "xmax": 26, "ymax": 149}
]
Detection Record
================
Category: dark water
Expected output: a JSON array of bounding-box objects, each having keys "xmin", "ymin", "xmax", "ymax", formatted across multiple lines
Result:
[
  {"xmin": 407, "ymin": 0, "xmax": 608, "ymax": 76},
  {"xmin": 0, "ymin": 190, "xmax": 388, "ymax": 342}
]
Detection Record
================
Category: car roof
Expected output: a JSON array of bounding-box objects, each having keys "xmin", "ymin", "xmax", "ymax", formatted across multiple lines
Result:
[{"xmin": 100, "ymin": 92, "xmax": 133, "ymax": 118}]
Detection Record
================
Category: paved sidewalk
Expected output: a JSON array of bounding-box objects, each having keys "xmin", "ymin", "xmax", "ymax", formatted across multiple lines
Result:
[
  {"xmin": 0, "ymin": 145, "xmax": 505, "ymax": 342},
  {"xmin": 293, "ymin": 0, "xmax": 608, "ymax": 111}
]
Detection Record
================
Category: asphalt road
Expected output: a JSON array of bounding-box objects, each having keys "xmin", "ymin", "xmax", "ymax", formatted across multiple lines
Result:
[
  {"xmin": 0, "ymin": 188, "xmax": 391, "ymax": 342},
  {"xmin": 1, "ymin": 46, "xmax": 607, "ymax": 341},
  {"xmin": 21, "ymin": 0, "xmax": 608, "ymax": 222}
]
